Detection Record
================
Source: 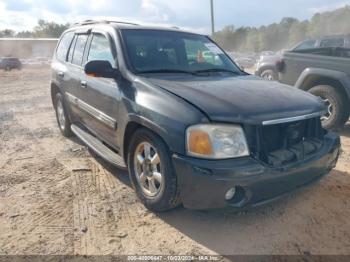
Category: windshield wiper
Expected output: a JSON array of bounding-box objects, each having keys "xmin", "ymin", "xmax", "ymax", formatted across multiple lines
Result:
[
  {"xmin": 194, "ymin": 68, "xmax": 241, "ymax": 75},
  {"xmin": 138, "ymin": 69, "xmax": 197, "ymax": 75}
]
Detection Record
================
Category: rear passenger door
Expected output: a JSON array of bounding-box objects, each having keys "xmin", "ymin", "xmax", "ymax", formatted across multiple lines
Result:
[
  {"xmin": 64, "ymin": 33, "xmax": 89, "ymax": 123},
  {"xmin": 79, "ymin": 31, "xmax": 121, "ymax": 148}
]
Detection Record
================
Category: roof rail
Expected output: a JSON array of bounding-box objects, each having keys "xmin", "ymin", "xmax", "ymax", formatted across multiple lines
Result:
[{"xmin": 72, "ymin": 20, "xmax": 139, "ymax": 27}]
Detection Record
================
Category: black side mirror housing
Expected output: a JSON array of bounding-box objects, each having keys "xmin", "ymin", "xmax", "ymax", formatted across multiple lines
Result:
[{"xmin": 84, "ymin": 60, "xmax": 118, "ymax": 78}]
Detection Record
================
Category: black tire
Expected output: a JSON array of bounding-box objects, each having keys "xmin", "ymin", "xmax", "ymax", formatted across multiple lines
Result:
[
  {"xmin": 54, "ymin": 93, "xmax": 74, "ymax": 137},
  {"xmin": 127, "ymin": 128, "xmax": 181, "ymax": 212},
  {"xmin": 5, "ymin": 66, "xmax": 11, "ymax": 71},
  {"xmin": 261, "ymin": 69, "xmax": 278, "ymax": 81},
  {"xmin": 309, "ymin": 85, "xmax": 349, "ymax": 130}
]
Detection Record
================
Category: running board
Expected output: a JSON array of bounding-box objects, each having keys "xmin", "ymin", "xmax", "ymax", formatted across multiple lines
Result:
[{"xmin": 71, "ymin": 124, "xmax": 127, "ymax": 169}]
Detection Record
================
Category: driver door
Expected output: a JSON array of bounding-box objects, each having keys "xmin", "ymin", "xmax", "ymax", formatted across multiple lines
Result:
[{"xmin": 79, "ymin": 31, "xmax": 121, "ymax": 148}]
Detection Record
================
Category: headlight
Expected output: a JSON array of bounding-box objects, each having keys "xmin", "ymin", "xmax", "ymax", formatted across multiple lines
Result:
[{"xmin": 186, "ymin": 124, "xmax": 250, "ymax": 159}]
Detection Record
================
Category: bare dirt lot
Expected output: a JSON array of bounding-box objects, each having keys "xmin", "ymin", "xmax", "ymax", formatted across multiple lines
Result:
[{"xmin": 1, "ymin": 68, "xmax": 350, "ymax": 257}]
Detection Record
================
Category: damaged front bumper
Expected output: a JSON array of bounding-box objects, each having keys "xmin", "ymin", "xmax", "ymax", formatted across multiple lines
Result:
[{"xmin": 173, "ymin": 132, "xmax": 340, "ymax": 210}]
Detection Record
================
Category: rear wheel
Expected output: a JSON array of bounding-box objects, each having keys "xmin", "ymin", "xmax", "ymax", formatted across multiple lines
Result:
[
  {"xmin": 261, "ymin": 69, "xmax": 278, "ymax": 81},
  {"xmin": 54, "ymin": 93, "xmax": 74, "ymax": 137},
  {"xmin": 309, "ymin": 85, "xmax": 349, "ymax": 130},
  {"xmin": 127, "ymin": 129, "xmax": 181, "ymax": 212},
  {"xmin": 5, "ymin": 65, "xmax": 11, "ymax": 71}
]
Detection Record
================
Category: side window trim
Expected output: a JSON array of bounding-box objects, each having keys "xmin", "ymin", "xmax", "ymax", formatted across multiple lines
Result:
[
  {"xmin": 55, "ymin": 31, "xmax": 74, "ymax": 62},
  {"xmin": 90, "ymin": 30, "xmax": 118, "ymax": 67},
  {"xmin": 67, "ymin": 35, "xmax": 78, "ymax": 63},
  {"xmin": 70, "ymin": 33, "xmax": 89, "ymax": 68}
]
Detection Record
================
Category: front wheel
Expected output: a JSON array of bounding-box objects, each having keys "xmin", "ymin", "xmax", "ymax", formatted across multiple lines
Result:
[
  {"xmin": 261, "ymin": 69, "xmax": 278, "ymax": 81},
  {"xmin": 127, "ymin": 129, "xmax": 181, "ymax": 212},
  {"xmin": 309, "ymin": 85, "xmax": 349, "ymax": 130}
]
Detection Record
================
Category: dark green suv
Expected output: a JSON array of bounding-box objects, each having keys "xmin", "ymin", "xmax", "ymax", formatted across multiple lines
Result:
[{"xmin": 51, "ymin": 20, "xmax": 340, "ymax": 211}]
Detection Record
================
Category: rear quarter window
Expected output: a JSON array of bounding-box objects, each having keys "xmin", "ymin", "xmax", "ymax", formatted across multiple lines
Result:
[
  {"xmin": 56, "ymin": 32, "xmax": 74, "ymax": 62},
  {"xmin": 320, "ymin": 38, "xmax": 345, "ymax": 48}
]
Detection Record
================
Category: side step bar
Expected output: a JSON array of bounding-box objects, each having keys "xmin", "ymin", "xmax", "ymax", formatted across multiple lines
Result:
[{"xmin": 71, "ymin": 124, "xmax": 127, "ymax": 169}]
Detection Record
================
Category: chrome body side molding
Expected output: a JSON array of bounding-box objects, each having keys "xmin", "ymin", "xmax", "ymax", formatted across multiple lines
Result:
[{"xmin": 65, "ymin": 92, "xmax": 116, "ymax": 129}]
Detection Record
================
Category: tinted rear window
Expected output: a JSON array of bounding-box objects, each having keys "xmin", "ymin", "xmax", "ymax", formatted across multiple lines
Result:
[{"xmin": 56, "ymin": 32, "xmax": 74, "ymax": 61}]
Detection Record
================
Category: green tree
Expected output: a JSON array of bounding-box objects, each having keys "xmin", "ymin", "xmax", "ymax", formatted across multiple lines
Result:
[
  {"xmin": 33, "ymin": 19, "xmax": 70, "ymax": 38},
  {"xmin": 213, "ymin": 5, "xmax": 350, "ymax": 52},
  {"xmin": 0, "ymin": 29, "xmax": 15, "ymax": 37}
]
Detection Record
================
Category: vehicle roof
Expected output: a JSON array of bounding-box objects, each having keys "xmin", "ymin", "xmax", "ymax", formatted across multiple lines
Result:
[{"xmin": 67, "ymin": 20, "xmax": 202, "ymax": 36}]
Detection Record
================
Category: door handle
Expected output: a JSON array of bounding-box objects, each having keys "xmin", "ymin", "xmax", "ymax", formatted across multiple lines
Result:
[
  {"xmin": 58, "ymin": 72, "xmax": 64, "ymax": 78},
  {"xmin": 81, "ymin": 81, "xmax": 87, "ymax": 88}
]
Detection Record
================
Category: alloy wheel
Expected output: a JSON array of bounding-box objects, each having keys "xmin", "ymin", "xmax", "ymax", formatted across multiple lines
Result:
[
  {"xmin": 133, "ymin": 142, "xmax": 163, "ymax": 198},
  {"xmin": 320, "ymin": 97, "xmax": 334, "ymax": 121}
]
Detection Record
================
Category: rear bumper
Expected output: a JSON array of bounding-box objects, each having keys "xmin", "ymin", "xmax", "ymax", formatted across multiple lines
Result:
[{"xmin": 172, "ymin": 132, "xmax": 340, "ymax": 210}]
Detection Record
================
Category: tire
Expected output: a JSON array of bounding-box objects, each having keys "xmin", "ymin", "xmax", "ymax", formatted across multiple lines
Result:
[
  {"xmin": 309, "ymin": 85, "xmax": 349, "ymax": 130},
  {"xmin": 261, "ymin": 69, "xmax": 278, "ymax": 81},
  {"xmin": 127, "ymin": 128, "xmax": 181, "ymax": 212},
  {"xmin": 54, "ymin": 92, "xmax": 74, "ymax": 137},
  {"xmin": 5, "ymin": 66, "xmax": 11, "ymax": 71}
]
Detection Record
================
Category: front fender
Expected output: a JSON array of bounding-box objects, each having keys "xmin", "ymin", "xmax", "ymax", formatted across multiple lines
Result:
[{"xmin": 116, "ymin": 78, "xmax": 209, "ymax": 158}]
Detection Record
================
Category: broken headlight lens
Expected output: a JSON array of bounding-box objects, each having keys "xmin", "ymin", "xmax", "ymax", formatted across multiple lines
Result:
[{"xmin": 186, "ymin": 124, "xmax": 250, "ymax": 159}]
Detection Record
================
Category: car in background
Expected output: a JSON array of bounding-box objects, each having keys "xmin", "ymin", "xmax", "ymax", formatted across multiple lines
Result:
[
  {"xmin": 234, "ymin": 57, "xmax": 256, "ymax": 69},
  {"xmin": 255, "ymin": 34, "xmax": 350, "ymax": 81},
  {"xmin": 277, "ymin": 46, "xmax": 350, "ymax": 130},
  {"xmin": 293, "ymin": 34, "xmax": 350, "ymax": 51},
  {"xmin": 260, "ymin": 51, "xmax": 275, "ymax": 56},
  {"xmin": 255, "ymin": 53, "xmax": 282, "ymax": 81},
  {"xmin": 0, "ymin": 57, "xmax": 22, "ymax": 71}
]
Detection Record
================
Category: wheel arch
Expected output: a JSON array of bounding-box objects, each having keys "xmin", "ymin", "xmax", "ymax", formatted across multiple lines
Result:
[
  {"xmin": 299, "ymin": 74, "xmax": 349, "ymax": 100},
  {"xmin": 50, "ymin": 82, "xmax": 63, "ymax": 106},
  {"xmin": 122, "ymin": 117, "xmax": 171, "ymax": 164},
  {"xmin": 295, "ymin": 68, "xmax": 350, "ymax": 101},
  {"xmin": 257, "ymin": 65, "xmax": 277, "ymax": 76}
]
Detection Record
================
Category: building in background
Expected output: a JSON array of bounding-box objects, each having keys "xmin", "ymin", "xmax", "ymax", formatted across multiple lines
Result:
[{"xmin": 0, "ymin": 38, "xmax": 58, "ymax": 58}]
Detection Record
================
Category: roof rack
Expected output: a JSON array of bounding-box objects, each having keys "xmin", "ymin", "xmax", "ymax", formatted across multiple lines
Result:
[{"xmin": 73, "ymin": 20, "xmax": 139, "ymax": 27}]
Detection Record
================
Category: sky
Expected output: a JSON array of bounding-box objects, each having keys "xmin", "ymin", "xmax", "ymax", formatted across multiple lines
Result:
[{"xmin": 0, "ymin": 0, "xmax": 350, "ymax": 33}]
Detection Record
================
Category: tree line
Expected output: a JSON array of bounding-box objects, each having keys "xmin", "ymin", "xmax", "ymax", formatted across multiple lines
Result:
[
  {"xmin": 0, "ymin": 20, "xmax": 70, "ymax": 38},
  {"xmin": 213, "ymin": 5, "xmax": 350, "ymax": 52},
  {"xmin": 1, "ymin": 5, "xmax": 350, "ymax": 52}
]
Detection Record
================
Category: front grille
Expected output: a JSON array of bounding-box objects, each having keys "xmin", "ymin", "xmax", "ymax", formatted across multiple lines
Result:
[{"xmin": 244, "ymin": 117, "xmax": 326, "ymax": 167}]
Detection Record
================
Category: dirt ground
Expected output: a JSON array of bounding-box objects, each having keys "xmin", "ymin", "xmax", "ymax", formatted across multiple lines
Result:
[{"xmin": 1, "ymin": 68, "xmax": 350, "ymax": 257}]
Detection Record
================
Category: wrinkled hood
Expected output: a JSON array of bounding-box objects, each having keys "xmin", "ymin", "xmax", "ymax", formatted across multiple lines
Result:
[{"xmin": 140, "ymin": 74, "xmax": 325, "ymax": 125}]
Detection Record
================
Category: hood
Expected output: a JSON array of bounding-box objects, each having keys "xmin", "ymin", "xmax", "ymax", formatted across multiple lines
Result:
[{"xmin": 141, "ymin": 74, "xmax": 325, "ymax": 125}]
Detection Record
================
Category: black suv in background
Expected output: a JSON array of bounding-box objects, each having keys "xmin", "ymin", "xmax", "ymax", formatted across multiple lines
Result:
[
  {"xmin": 0, "ymin": 57, "xmax": 22, "ymax": 71},
  {"xmin": 51, "ymin": 20, "xmax": 340, "ymax": 211}
]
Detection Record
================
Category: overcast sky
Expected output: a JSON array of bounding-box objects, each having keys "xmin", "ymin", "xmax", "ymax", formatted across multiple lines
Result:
[{"xmin": 1, "ymin": 0, "xmax": 350, "ymax": 33}]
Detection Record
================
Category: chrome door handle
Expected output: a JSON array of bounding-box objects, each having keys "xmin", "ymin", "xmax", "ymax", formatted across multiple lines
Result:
[{"xmin": 81, "ymin": 81, "xmax": 87, "ymax": 88}]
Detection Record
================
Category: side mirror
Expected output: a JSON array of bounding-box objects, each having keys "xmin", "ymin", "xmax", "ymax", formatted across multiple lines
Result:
[{"xmin": 84, "ymin": 60, "xmax": 117, "ymax": 78}]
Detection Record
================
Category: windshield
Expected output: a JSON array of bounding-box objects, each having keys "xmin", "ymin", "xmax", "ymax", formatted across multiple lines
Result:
[{"xmin": 121, "ymin": 29, "xmax": 241, "ymax": 74}]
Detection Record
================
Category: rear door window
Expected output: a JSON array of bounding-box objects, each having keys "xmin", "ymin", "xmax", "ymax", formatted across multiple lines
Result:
[
  {"xmin": 56, "ymin": 32, "xmax": 74, "ymax": 61},
  {"xmin": 71, "ymin": 34, "xmax": 88, "ymax": 66}
]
